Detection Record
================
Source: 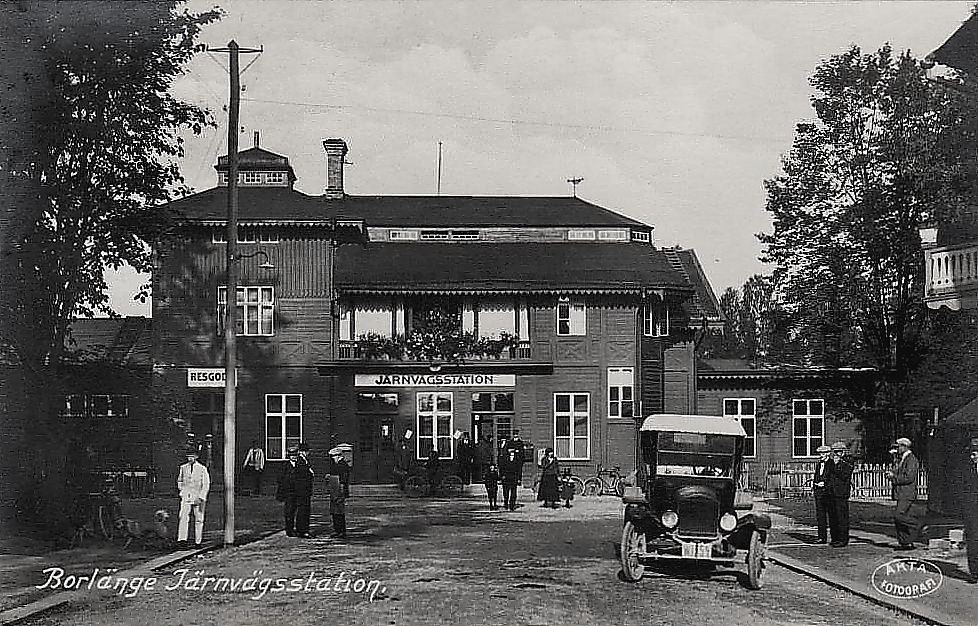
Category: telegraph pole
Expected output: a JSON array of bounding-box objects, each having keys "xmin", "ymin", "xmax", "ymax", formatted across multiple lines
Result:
[{"xmin": 209, "ymin": 39, "xmax": 261, "ymax": 547}]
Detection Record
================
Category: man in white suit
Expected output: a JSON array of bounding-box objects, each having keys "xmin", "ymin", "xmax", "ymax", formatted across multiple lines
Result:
[{"xmin": 177, "ymin": 446, "xmax": 210, "ymax": 547}]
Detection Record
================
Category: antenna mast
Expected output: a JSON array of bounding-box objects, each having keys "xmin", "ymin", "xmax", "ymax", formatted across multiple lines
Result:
[
  {"xmin": 437, "ymin": 142, "xmax": 443, "ymax": 196},
  {"xmin": 567, "ymin": 177, "xmax": 584, "ymax": 197}
]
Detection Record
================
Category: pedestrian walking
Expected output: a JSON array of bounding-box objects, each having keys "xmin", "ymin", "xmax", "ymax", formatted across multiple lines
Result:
[
  {"xmin": 276, "ymin": 447, "xmax": 299, "ymax": 536},
  {"xmin": 828, "ymin": 441, "xmax": 853, "ymax": 547},
  {"xmin": 176, "ymin": 446, "xmax": 210, "ymax": 547},
  {"xmin": 425, "ymin": 447, "xmax": 441, "ymax": 496},
  {"xmin": 294, "ymin": 442, "xmax": 315, "ymax": 538},
  {"xmin": 560, "ymin": 467, "xmax": 575, "ymax": 508},
  {"xmin": 962, "ymin": 438, "xmax": 978, "ymax": 584},
  {"xmin": 483, "ymin": 463, "xmax": 500, "ymax": 510},
  {"xmin": 476, "ymin": 434, "xmax": 495, "ymax": 483},
  {"xmin": 536, "ymin": 448, "xmax": 560, "ymax": 508},
  {"xmin": 812, "ymin": 444, "xmax": 833, "ymax": 544},
  {"xmin": 327, "ymin": 448, "xmax": 347, "ymax": 539},
  {"xmin": 499, "ymin": 446, "xmax": 521, "ymax": 511},
  {"xmin": 456, "ymin": 432, "xmax": 475, "ymax": 484},
  {"xmin": 888, "ymin": 437, "xmax": 924, "ymax": 550},
  {"xmin": 242, "ymin": 440, "xmax": 266, "ymax": 496}
]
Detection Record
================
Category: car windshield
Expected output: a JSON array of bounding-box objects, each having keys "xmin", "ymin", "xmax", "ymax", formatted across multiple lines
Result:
[{"xmin": 643, "ymin": 431, "xmax": 737, "ymax": 478}]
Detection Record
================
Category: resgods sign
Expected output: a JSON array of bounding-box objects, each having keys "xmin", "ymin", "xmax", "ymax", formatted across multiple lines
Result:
[{"xmin": 187, "ymin": 368, "xmax": 239, "ymax": 388}]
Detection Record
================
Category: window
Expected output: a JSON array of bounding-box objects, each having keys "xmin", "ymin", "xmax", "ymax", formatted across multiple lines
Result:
[
  {"xmin": 568, "ymin": 229, "xmax": 596, "ymax": 240},
  {"xmin": 212, "ymin": 228, "xmax": 278, "ymax": 244},
  {"xmin": 556, "ymin": 299, "xmax": 586, "ymax": 336},
  {"xmin": 266, "ymin": 171, "xmax": 286, "ymax": 185},
  {"xmin": 472, "ymin": 392, "xmax": 514, "ymax": 446},
  {"xmin": 608, "ymin": 368, "xmax": 634, "ymax": 419},
  {"xmin": 63, "ymin": 394, "xmax": 86, "ymax": 418},
  {"xmin": 389, "ymin": 230, "xmax": 419, "ymax": 241},
  {"xmin": 242, "ymin": 171, "xmax": 262, "ymax": 184},
  {"xmin": 554, "ymin": 393, "xmax": 590, "ymax": 459},
  {"xmin": 339, "ymin": 299, "xmax": 404, "ymax": 340},
  {"xmin": 218, "ymin": 286, "xmax": 275, "ymax": 336},
  {"xmin": 643, "ymin": 296, "xmax": 669, "ymax": 337},
  {"xmin": 62, "ymin": 394, "xmax": 128, "ymax": 418},
  {"xmin": 420, "ymin": 230, "xmax": 450, "ymax": 240},
  {"xmin": 792, "ymin": 399, "xmax": 825, "ymax": 457},
  {"xmin": 266, "ymin": 394, "xmax": 302, "ymax": 460},
  {"xmin": 356, "ymin": 393, "xmax": 399, "ymax": 413},
  {"xmin": 631, "ymin": 230, "xmax": 651, "ymax": 243},
  {"xmin": 417, "ymin": 392, "xmax": 453, "ymax": 460},
  {"xmin": 723, "ymin": 398, "xmax": 757, "ymax": 458},
  {"xmin": 450, "ymin": 230, "xmax": 481, "ymax": 240},
  {"xmin": 598, "ymin": 229, "xmax": 627, "ymax": 241}
]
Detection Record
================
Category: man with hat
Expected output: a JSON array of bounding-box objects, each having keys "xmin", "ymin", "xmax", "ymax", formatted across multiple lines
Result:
[
  {"xmin": 326, "ymin": 446, "xmax": 348, "ymax": 539},
  {"xmin": 176, "ymin": 445, "xmax": 210, "ymax": 547},
  {"xmin": 828, "ymin": 441, "xmax": 853, "ymax": 547},
  {"xmin": 812, "ymin": 444, "xmax": 834, "ymax": 544},
  {"xmin": 276, "ymin": 446, "xmax": 299, "ymax": 536},
  {"xmin": 887, "ymin": 437, "xmax": 923, "ymax": 550},
  {"xmin": 962, "ymin": 438, "xmax": 978, "ymax": 583},
  {"xmin": 293, "ymin": 442, "xmax": 315, "ymax": 538}
]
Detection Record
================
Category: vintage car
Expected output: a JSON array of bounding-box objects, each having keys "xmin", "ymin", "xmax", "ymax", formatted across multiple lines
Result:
[{"xmin": 620, "ymin": 414, "xmax": 771, "ymax": 589}]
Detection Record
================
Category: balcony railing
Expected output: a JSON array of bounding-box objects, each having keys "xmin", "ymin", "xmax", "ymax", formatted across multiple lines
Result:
[
  {"xmin": 337, "ymin": 339, "xmax": 532, "ymax": 361},
  {"xmin": 923, "ymin": 242, "xmax": 978, "ymax": 310}
]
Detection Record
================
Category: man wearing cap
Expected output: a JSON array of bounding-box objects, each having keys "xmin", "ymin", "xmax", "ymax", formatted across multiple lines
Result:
[
  {"xmin": 828, "ymin": 442, "xmax": 853, "ymax": 547},
  {"xmin": 276, "ymin": 447, "xmax": 299, "ymax": 536},
  {"xmin": 812, "ymin": 444, "xmax": 834, "ymax": 544},
  {"xmin": 294, "ymin": 442, "xmax": 315, "ymax": 538},
  {"xmin": 327, "ymin": 448, "xmax": 348, "ymax": 539},
  {"xmin": 887, "ymin": 437, "xmax": 922, "ymax": 550},
  {"xmin": 176, "ymin": 446, "xmax": 210, "ymax": 547},
  {"xmin": 962, "ymin": 438, "xmax": 978, "ymax": 583}
]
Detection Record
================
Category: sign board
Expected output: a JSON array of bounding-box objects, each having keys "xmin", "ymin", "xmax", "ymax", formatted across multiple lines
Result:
[
  {"xmin": 355, "ymin": 373, "xmax": 516, "ymax": 387},
  {"xmin": 187, "ymin": 368, "xmax": 238, "ymax": 388}
]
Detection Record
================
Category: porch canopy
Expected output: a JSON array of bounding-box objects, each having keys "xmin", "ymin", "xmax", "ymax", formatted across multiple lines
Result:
[
  {"xmin": 334, "ymin": 242, "xmax": 689, "ymax": 295},
  {"xmin": 640, "ymin": 414, "xmax": 747, "ymax": 437}
]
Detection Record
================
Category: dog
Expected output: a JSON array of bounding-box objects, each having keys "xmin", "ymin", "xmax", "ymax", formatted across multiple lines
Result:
[{"xmin": 114, "ymin": 509, "xmax": 173, "ymax": 550}]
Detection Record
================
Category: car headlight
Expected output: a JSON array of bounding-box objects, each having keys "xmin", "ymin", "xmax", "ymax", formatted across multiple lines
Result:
[
  {"xmin": 661, "ymin": 510, "xmax": 679, "ymax": 528},
  {"xmin": 719, "ymin": 512, "xmax": 737, "ymax": 532}
]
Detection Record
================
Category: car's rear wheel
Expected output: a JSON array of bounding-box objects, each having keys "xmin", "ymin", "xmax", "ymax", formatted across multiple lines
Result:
[
  {"xmin": 620, "ymin": 521, "xmax": 646, "ymax": 582},
  {"xmin": 582, "ymin": 478, "xmax": 602, "ymax": 497},
  {"xmin": 746, "ymin": 530, "xmax": 766, "ymax": 590}
]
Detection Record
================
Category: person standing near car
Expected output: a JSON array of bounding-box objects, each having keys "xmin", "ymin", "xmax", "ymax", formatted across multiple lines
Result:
[
  {"xmin": 294, "ymin": 442, "xmax": 315, "ymax": 538},
  {"xmin": 888, "ymin": 437, "xmax": 923, "ymax": 550},
  {"xmin": 828, "ymin": 441, "xmax": 853, "ymax": 547},
  {"xmin": 812, "ymin": 444, "xmax": 833, "ymax": 544}
]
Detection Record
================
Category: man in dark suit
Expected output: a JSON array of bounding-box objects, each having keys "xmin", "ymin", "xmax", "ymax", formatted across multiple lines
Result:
[
  {"xmin": 294, "ymin": 442, "xmax": 315, "ymax": 538},
  {"xmin": 276, "ymin": 446, "xmax": 299, "ymax": 537},
  {"xmin": 500, "ymin": 430, "xmax": 526, "ymax": 485},
  {"xmin": 828, "ymin": 441, "xmax": 854, "ymax": 547},
  {"xmin": 963, "ymin": 438, "xmax": 978, "ymax": 584},
  {"xmin": 498, "ymin": 446, "xmax": 522, "ymax": 511},
  {"xmin": 812, "ymin": 444, "xmax": 833, "ymax": 544},
  {"xmin": 888, "ymin": 437, "xmax": 922, "ymax": 550}
]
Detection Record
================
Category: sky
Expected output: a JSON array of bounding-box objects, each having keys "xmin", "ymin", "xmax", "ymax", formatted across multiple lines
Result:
[{"xmin": 106, "ymin": 0, "xmax": 975, "ymax": 317}]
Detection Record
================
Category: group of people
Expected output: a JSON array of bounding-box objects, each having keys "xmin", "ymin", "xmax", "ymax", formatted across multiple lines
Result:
[
  {"xmin": 534, "ymin": 447, "xmax": 576, "ymax": 509},
  {"xmin": 810, "ymin": 436, "xmax": 928, "ymax": 553},
  {"xmin": 482, "ymin": 431, "xmax": 526, "ymax": 510},
  {"xmin": 275, "ymin": 442, "xmax": 350, "ymax": 539}
]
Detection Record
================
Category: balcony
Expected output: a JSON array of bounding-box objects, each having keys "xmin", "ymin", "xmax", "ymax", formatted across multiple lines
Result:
[
  {"xmin": 922, "ymin": 242, "xmax": 978, "ymax": 310},
  {"xmin": 337, "ymin": 338, "xmax": 532, "ymax": 361}
]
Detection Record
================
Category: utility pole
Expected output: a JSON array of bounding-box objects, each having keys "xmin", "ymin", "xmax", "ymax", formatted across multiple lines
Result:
[{"xmin": 209, "ymin": 39, "xmax": 261, "ymax": 547}]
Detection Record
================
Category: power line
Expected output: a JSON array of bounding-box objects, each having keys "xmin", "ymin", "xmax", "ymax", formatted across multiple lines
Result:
[{"xmin": 239, "ymin": 96, "xmax": 788, "ymax": 143}]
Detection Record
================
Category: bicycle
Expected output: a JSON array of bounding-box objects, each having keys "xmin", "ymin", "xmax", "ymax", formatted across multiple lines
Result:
[
  {"xmin": 581, "ymin": 463, "xmax": 625, "ymax": 497},
  {"xmin": 404, "ymin": 473, "xmax": 466, "ymax": 497},
  {"xmin": 70, "ymin": 481, "xmax": 123, "ymax": 547},
  {"xmin": 532, "ymin": 472, "xmax": 585, "ymax": 495}
]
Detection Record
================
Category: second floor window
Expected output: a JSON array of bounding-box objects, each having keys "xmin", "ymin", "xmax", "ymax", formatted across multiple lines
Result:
[
  {"xmin": 608, "ymin": 367, "xmax": 634, "ymax": 419},
  {"xmin": 643, "ymin": 296, "xmax": 669, "ymax": 337},
  {"xmin": 62, "ymin": 394, "xmax": 129, "ymax": 418},
  {"xmin": 556, "ymin": 300, "xmax": 586, "ymax": 336},
  {"xmin": 218, "ymin": 286, "xmax": 275, "ymax": 336}
]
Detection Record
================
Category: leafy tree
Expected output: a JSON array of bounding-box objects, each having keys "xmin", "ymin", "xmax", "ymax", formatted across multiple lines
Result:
[{"xmin": 0, "ymin": 1, "xmax": 219, "ymax": 534}]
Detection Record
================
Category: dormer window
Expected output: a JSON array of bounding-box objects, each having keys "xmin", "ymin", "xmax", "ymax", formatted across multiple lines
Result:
[
  {"xmin": 631, "ymin": 231, "xmax": 651, "ymax": 243},
  {"xmin": 213, "ymin": 228, "xmax": 279, "ymax": 244},
  {"xmin": 568, "ymin": 229, "xmax": 596, "ymax": 241}
]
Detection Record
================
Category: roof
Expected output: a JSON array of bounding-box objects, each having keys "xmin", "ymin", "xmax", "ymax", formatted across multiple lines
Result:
[
  {"xmin": 697, "ymin": 359, "xmax": 878, "ymax": 388},
  {"xmin": 670, "ymin": 248, "xmax": 723, "ymax": 325},
  {"xmin": 334, "ymin": 242, "xmax": 690, "ymax": 294},
  {"xmin": 216, "ymin": 147, "xmax": 294, "ymax": 171},
  {"xmin": 165, "ymin": 188, "xmax": 649, "ymax": 228},
  {"xmin": 930, "ymin": 11, "xmax": 978, "ymax": 75},
  {"xmin": 67, "ymin": 317, "xmax": 152, "ymax": 365},
  {"xmin": 944, "ymin": 396, "xmax": 978, "ymax": 427},
  {"xmin": 639, "ymin": 414, "xmax": 747, "ymax": 436}
]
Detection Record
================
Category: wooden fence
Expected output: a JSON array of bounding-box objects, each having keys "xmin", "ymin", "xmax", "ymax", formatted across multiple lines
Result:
[{"xmin": 748, "ymin": 462, "xmax": 928, "ymax": 501}]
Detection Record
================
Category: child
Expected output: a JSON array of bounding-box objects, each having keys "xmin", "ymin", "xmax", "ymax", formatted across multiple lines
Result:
[
  {"xmin": 483, "ymin": 463, "xmax": 500, "ymax": 510},
  {"xmin": 560, "ymin": 468, "xmax": 575, "ymax": 508}
]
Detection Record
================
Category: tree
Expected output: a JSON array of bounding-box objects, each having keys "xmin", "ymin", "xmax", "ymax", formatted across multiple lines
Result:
[
  {"xmin": 759, "ymin": 44, "xmax": 975, "ymax": 412},
  {"xmin": 0, "ymin": 1, "xmax": 220, "ymax": 535}
]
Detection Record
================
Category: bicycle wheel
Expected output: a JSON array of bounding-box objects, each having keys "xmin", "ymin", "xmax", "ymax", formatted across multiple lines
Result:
[
  {"xmin": 570, "ymin": 476, "xmax": 586, "ymax": 494},
  {"xmin": 439, "ymin": 475, "xmax": 464, "ymax": 496},
  {"xmin": 582, "ymin": 478, "xmax": 602, "ymax": 497},
  {"xmin": 614, "ymin": 479, "xmax": 625, "ymax": 498},
  {"xmin": 404, "ymin": 475, "xmax": 428, "ymax": 497}
]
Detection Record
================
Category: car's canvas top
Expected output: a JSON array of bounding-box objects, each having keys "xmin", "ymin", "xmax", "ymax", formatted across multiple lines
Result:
[{"xmin": 639, "ymin": 414, "xmax": 747, "ymax": 437}]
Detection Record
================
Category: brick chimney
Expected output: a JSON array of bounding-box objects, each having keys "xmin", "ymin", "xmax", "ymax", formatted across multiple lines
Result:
[{"xmin": 323, "ymin": 139, "xmax": 348, "ymax": 199}]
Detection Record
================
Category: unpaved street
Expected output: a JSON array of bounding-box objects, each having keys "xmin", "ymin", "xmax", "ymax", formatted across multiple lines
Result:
[{"xmin": 21, "ymin": 488, "xmax": 924, "ymax": 626}]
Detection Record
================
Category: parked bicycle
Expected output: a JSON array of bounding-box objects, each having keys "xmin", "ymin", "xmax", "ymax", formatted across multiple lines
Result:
[
  {"xmin": 581, "ymin": 463, "xmax": 625, "ymax": 497},
  {"xmin": 70, "ymin": 478, "xmax": 123, "ymax": 546},
  {"xmin": 404, "ymin": 473, "xmax": 466, "ymax": 497},
  {"xmin": 533, "ymin": 471, "xmax": 585, "ymax": 495}
]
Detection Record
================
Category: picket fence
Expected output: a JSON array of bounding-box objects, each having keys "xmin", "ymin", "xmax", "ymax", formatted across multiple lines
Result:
[{"xmin": 748, "ymin": 462, "xmax": 928, "ymax": 501}]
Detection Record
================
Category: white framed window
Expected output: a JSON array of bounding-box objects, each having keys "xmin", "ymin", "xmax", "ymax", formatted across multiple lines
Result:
[
  {"xmin": 62, "ymin": 394, "xmax": 86, "ymax": 418},
  {"xmin": 555, "ymin": 393, "xmax": 590, "ymax": 459},
  {"xmin": 792, "ymin": 398, "xmax": 825, "ymax": 458},
  {"xmin": 608, "ymin": 368, "xmax": 634, "ymax": 419},
  {"xmin": 242, "ymin": 171, "xmax": 262, "ymax": 184},
  {"xmin": 631, "ymin": 230, "xmax": 651, "ymax": 243},
  {"xmin": 218, "ymin": 286, "xmax": 275, "ymax": 336},
  {"xmin": 420, "ymin": 230, "xmax": 450, "ymax": 240},
  {"xmin": 212, "ymin": 228, "xmax": 278, "ymax": 244},
  {"xmin": 266, "ymin": 171, "xmax": 286, "ymax": 185},
  {"xmin": 450, "ymin": 230, "xmax": 481, "ymax": 240},
  {"xmin": 723, "ymin": 398, "xmax": 757, "ymax": 458},
  {"xmin": 90, "ymin": 394, "xmax": 129, "ymax": 418},
  {"xmin": 389, "ymin": 230, "xmax": 419, "ymax": 241},
  {"xmin": 417, "ymin": 392, "xmax": 453, "ymax": 460},
  {"xmin": 643, "ymin": 296, "xmax": 669, "ymax": 337},
  {"xmin": 556, "ymin": 299, "xmax": 586, "ymax": 336},
  {"xmin": 598, "ymin": 229, "xmax": 627, "ymax": 241},
  {"xmin": 340, "ymin": 299, "xmax": 404, "ymax": 339},
  {"xmin": 266, "ymin": 393, "xmax": 302, "ymax": 460},
  {"xmin": 568, "ymin": 229, "xmax": 596, "ymax": 240}
]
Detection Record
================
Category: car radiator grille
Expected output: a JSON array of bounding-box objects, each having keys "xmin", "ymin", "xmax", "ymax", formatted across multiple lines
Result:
[{"xmin": 677, "ymin": 497, "xmax": 719, "ymax": 537}]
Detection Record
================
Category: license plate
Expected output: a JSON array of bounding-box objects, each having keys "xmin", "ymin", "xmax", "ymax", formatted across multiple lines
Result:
[{"xmin": 681, "ymin": 542, "xmax": 713, "ymax": 559}]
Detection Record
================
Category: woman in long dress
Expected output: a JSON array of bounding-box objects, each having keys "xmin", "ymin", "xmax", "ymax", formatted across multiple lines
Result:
[{"xmin": 537, "ymin": 448, "xmax": 561, "ymax": 508}]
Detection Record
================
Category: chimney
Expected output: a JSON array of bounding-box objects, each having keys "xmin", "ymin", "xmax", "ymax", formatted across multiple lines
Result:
[
  {"xmin": 254, "ymin": 131, "xmax": 259, "ymax": 148},
  {"xmin": 323, "ymin": 138, "xmax": 348, "ymax": 199}
]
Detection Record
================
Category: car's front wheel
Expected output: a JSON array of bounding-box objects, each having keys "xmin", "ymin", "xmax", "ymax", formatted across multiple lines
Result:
[
  {"xmin": 745, "ymin": 529, "xmax": 766, "ymax": 590},
  {"xmin": 620, "ymin": 521, "xmax": 647, "ymax": 582}
]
